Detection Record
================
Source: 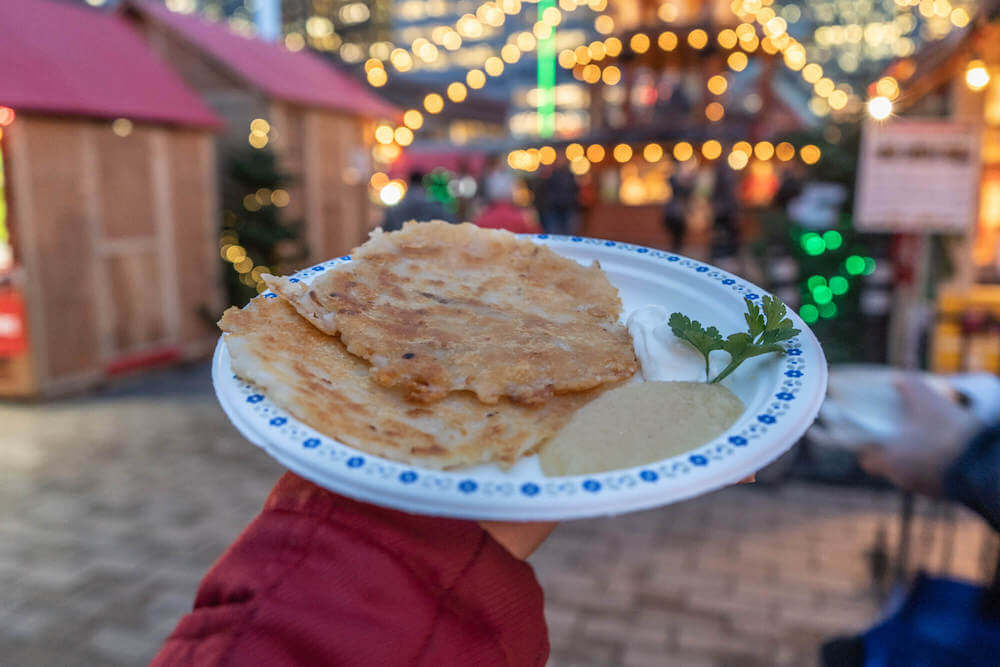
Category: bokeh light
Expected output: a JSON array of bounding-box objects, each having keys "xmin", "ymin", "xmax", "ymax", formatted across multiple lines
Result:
[
  {"xmin": 701, "ymin": 140, "xmax": 722, "ymax": 160},
  {"xmin": 673, "ymin": 142, "xmax": 694, "ymax": 161},
  {"xmin": 845, "ymin": 255, "xmax": 866, "ymax": 275},
  {"xmin": 829, "ymin": 276, "xmax": 849, "ymax": 295},
  {"xmin": 822, "ymin": 230, "xmax": 843, "ymax": 250}
]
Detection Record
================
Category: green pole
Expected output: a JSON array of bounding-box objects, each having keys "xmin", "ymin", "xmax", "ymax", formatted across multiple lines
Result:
[{"xmin": 537, "ymin": 0, "xmax": 556, "ymax": 137}]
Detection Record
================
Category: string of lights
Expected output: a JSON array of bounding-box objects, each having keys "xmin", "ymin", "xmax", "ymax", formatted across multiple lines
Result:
[
  {"xmin": 367, "ymin": 0, "xmax": 604, "ymax": 166},
  {"xmin": 504, "ymin": 139, "xmax": 821, "ymax": 174},
  {"xmin": 361, "ymin": 0, "xmax": 526, "ymax": 89}
]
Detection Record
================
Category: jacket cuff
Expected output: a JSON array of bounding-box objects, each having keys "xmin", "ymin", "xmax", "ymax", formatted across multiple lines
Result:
[{"xmin": 944, "ymin": 423, "xmax": 1000, "ymax": 531}]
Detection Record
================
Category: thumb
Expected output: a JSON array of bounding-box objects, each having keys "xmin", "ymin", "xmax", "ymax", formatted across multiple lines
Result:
[{"xmin": 893, "ymin": 375, "xmax": 941, "ymax": 415}]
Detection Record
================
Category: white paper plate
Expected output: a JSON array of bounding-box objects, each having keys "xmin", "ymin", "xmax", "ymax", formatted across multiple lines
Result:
[{"xmin": 212, "ymin": 234, "xmax": 827, "ymax": 520}]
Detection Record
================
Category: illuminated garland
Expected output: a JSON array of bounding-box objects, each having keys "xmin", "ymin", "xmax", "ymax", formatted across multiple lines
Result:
[
  {"xmin": 366, "ymin": 0, "xmax": 605, "ymax": 162},
  {"xmin": 505, "ymin": 140, "xmax": 821, "ymax": 173}
]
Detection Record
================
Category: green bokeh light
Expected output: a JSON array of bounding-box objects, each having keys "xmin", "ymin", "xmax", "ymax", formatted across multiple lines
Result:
[
  {"xmin": 863, "ymin": 257, "xmax": 877, "ymax": 275},
  {"xmin": 812, "ymin": 285, "xmax": 833, "ymax": 304},
  {"xmin": 829, "ymin": 276, "xmax": 849, "ymax": 295},
  {"xmin": 822, "ymin": 230, "xmax": 843, "ymax": 250},
  {"xmin": 800, "ymin": 304, "xmax": 819, "ymax": 323},
  {"xmin": 819, "ymin": 301, "xmax": 838, "ymax": 318},
  {"xmin": 801, "ymin": 233, "xmax": 826, "ymax": 256},
  {"xmin": 807, "ymin": 275, "xmax": 827, "ymax": 290},
  {"xmin": 845, "ymin": 255, "xmax": 865, "ymax": 275}
]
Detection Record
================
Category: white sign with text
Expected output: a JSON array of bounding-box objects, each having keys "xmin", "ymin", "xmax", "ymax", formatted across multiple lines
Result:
[{"xmin": 855, "ymin": 119, "xmax": 981, "ymax": 232}]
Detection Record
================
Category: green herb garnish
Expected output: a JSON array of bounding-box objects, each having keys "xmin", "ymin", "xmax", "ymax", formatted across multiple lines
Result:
[{"xmin": 668, "ymin": 295, "xmax": 801, "ymax": 383}]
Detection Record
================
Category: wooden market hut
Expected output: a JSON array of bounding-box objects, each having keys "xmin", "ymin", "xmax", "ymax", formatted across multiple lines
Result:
[
  {"xmin": 122, "ymin": 0, "xmax": 400, "ymax": 263},
  {"xmin": 0, "ymin": 0, "xmax": 223, "ymax": 397}
]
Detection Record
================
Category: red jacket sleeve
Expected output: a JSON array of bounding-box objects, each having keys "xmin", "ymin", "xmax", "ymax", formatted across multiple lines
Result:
[{"xmin": 151, "ymin": 472, "xmax": 549, "ymax": 666}]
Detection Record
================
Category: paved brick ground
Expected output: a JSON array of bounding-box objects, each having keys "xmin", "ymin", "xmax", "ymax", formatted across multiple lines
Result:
[{"xmin": 1, "ymin": 364, "xmax": 993, "ymax": 666}]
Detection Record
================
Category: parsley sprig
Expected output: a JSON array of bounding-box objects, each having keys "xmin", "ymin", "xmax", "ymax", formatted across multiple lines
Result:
[{"xmin": 668, "ymin": 295, "xmax": 801, "ymax": 383}]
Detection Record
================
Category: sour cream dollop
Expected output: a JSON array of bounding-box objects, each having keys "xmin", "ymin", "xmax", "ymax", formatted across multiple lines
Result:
[{"xmin": 626, "ymin": 305, "xmax": 726, "ymax": 382}]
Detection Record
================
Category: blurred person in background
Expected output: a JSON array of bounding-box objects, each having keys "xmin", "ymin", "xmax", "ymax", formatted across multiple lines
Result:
[
  {"xmin": 381, "ymin": 170, "xmax": 455, "ymax": 232},
  {"xmin": 473, "ymin": 156, "xmax": 541, "ymax": 234},
  {"xmin": 711, "ymin": 162, "xmax": 741, "ymax": 260},
  {"xmin": 821, "ymin": 375, "xmax": 1000, "ymax": 666},
  {"xmin": 663, "ymin": 166, "xmax": 692, "ymax": 251},
  {"xmin": 534, "ymin": 158, "xmax": 579, "ymax": 236}
]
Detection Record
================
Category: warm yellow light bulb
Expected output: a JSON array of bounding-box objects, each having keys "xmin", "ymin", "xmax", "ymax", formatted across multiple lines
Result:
[
  {"xmin": 814, "ymin": 77, "xmax": 835, "ymax": 98},
  {"xmin": 727, "ymin": 52, "xmax": 748, "ymax": 71},
  {"xmin": 565, "ymin": 143, "xmax": 585, "ymax": 160},
  {"xmin": 828, "ymin": 90, "xmax": 848, "ymax": 110},
  {"xmin": 687, "ymin": 29, "xmax": 708, "ymax": 49},
  {"xmin": 754, "ymin": 141, "xmax": 775, "ymax": 160},
  {"xmin": 630, "ymin": 33, "xmax": 650, "ymax": 54},
  {"xmin": 485, "ymin": 57, "xmax": 505, "ymax": 76},
  {"xmin": 447, "ymin": 82, "xmax": 468, "ymax": 103},
  {"xmin": 717, "ymin": 29, "xmax": 738, "ymax": 49},
  {"xmin": 705, "ymin": 102, "xmax": 725, "ymax": 122},
  {"xmin": 876, "ymin": 76, "xmax": 899, "ymax": 99},
  {"xmin": 867, "ymin": 96, "xmax": 893, "ymax": 120},
  {"xmin": 602, "ymin": 66, "xmax": 621, "ymax": 85},
  {"xmin": 613, "ymin": 143, "xmax": 633, "ymax": 162},
  {"xmin": 501, "ymin": 44, "xmax": 521, "ymax": 63},
  {"xmin": 374, "ymin": 125, "xmax": 395, "ymax": 144},
  {"xmin": 707, "ymin": 74, "xmax": 728, "ymax": 95},
  {"xmin": 586, "ymin": 144, "xmax": 605, "ymax": 162},
  {"xmin": 775, "ymin": 142, "xmax": 795, "ymax": 161},
  {"xmin": 558, "ymin": 49, "xmax": 577, "ymax": 68},
  {"xmin": 727, "ymin": 150, "xmax": 749, "ymax": 170},
  {"xmin": 542, "ymin": 6, "xmax": 561, "ymax": 25},
  {"xmin": 966, "ymin": 60, "xmax": 991, "ymax": 91},
  {"xmin": 424, "ymin": 93, "xmax": 444, "ymax": 114},
  {"xmin": 658, "ymin": 31, "xmax": 678, "ymax": 51},
  {"xmin": 701, "ymin": 140, "xmax": 722, "ymax": 160},
  {"xmin": 643, "ymin": 143, "xmax": 663, "ymax": 162},
  {"xmin": 366, "ymin": 67, "xmax": 387, "ymax": 87},
  {"xmin": 673, "ymin": 142, "xmax": 694, "ymax": 161},
  {"xmin": 394, "ymin": 126, "xmax": 414, "ymax": 146},
  {"xmin": 802, "ymin": 63, "xmax": 823, "ymax": 84},
  {"xmin": 403, "ymin": 109, "xmax": 423, "ymax": 130},
  {"xmin": 800, "ymin": 144, "xmax": 821, "ymax": 164},
  {"xmin": 466, "ymin": 69, "xmax": 486, "ymax": 89}
]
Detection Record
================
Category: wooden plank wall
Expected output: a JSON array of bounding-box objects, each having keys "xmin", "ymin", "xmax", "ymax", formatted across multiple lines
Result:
[
  {"xmin": 2, "ymin": 115, "xmax": 219, "ymax": 396},
  {"xmin": 275, "ymin": 103, "xmax": 371, "ymax": 264}
]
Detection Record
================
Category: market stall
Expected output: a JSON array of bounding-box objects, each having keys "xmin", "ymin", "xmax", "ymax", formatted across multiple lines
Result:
[{"xmin": 0, "ymin": 0, "xmax": 222, "ymax": 396}]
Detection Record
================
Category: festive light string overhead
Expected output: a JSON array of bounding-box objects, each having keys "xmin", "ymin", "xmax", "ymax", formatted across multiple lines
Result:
[
  {"xmin": 364, "ymin": 0, "xmax": 859, "ymax": 192},
  {"xmin": 367, "ymin": 0, "xmax": 603, "ymax": 160},
  {"xmin": 505, "ymin": 139, "xmax": 820, "ymax": 173},
  {"xmin": 362, "ymin": 0, "xmax": 526, "ymax": 88},
  {"xmin": 726, "ymin": 0, "xmax": 860, "ymax": 115}
]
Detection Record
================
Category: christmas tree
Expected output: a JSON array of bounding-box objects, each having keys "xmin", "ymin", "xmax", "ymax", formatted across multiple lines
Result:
[{"xmin": 219, "ymin": 147, "xmax": 302, "ymax": 306}]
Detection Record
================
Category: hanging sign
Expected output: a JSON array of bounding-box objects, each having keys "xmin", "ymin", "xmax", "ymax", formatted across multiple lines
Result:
[{"xmin": 855, "ymin": 119, "xmax": 981, "ymax": 233}]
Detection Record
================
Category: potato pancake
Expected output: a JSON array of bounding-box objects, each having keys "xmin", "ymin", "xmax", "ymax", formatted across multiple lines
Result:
[
  {"xmin": 220, "ymin": 296, "xmax": 599, "ymax": 469},
  {"xmin": 265, "ymin": 221, "xmax": 637, "ymax": 404}
]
